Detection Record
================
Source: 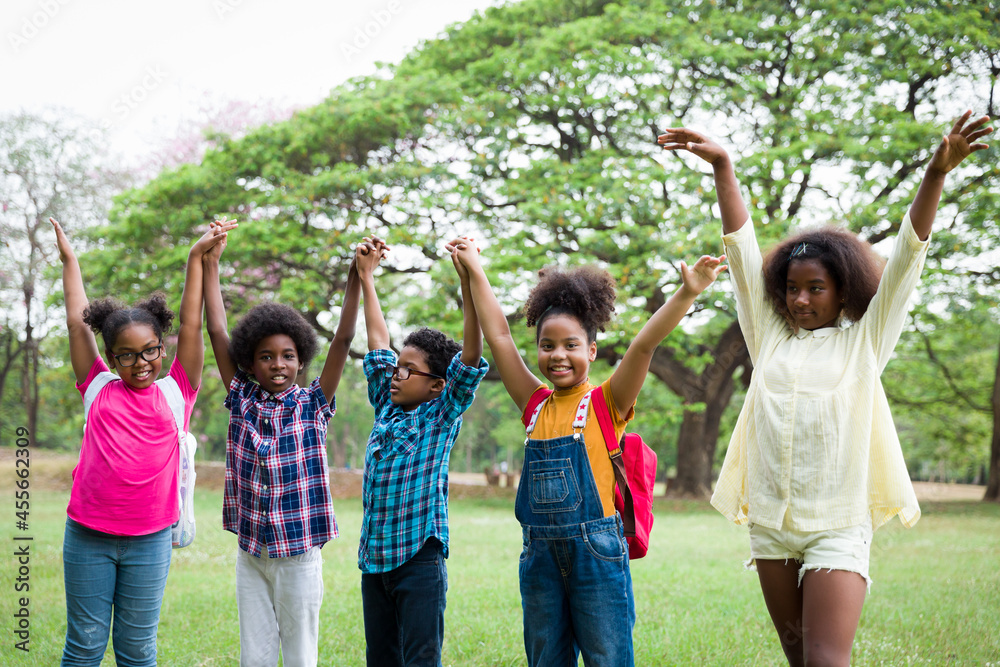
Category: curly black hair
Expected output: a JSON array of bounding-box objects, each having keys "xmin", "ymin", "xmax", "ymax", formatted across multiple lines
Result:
[
  {"xmin": 402, "ymin": 327, "xmax": 462, "ymax": 379},
  {"xmin": 228, "ymin": 302, "xmax": 319, "ymax": 371},
  {"xmin": 523, "ymin": 265, "xmax": 617, "ymax": 343},
  {"xmin": 762, "ymin": 226, "xmax": 884, "ymax": 328},
  {"xmin": 82, "ymin": 293, "xmax": 174, "ymax": 351}
]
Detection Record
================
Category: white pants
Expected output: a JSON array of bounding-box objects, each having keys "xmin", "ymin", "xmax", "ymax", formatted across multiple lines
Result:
[{"xmin": 236, "ymin": 545, "xmax": 324, "ymax": 667}]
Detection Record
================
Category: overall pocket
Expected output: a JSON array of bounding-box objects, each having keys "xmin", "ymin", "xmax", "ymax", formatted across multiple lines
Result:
[{"xmin": 527, "ymin": 458, "xmax": 582, "ymax": 514}]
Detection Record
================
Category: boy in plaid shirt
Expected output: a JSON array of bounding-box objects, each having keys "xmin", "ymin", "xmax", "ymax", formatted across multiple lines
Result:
[
  {"xmin": 203, "ymin": 223, "xmax": 363, "ymax": 667},
  {"xmin": 356, "ymin": 237, "xmax": 488, "ymax": 667}
]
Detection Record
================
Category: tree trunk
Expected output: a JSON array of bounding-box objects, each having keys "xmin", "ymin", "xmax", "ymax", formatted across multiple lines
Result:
[
  {"xmin": 644, "ymin": 320, "xmax": 750, "ymax": 499},
  {"xmin": 983, "ymin": 332, "xmax": 1000, "ymax": 502}
]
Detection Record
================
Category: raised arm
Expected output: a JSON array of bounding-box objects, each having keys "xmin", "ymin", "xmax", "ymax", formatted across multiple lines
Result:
[
  {"xmin": 608, "ymin": 255, "xmax": 726, "ymax": 415},
  {"xmin": 448, "ymin": 237, "xmax": 484, "ymax": 367},
  {"xmin": 203, "ymin": 219, "xmax": 238, "ymax": 390},
  {"xmin": 50, "ymin": 218, "xmax": 99, "ymax": 383},
  {"xmin": 447, "ymin": 239, "xmax": 542, "ymax": 412},
  {"xmin": 318, "ymin": 254, "xmax": 362, "ymax": 402},
  {"xmin": 908, "ymin": 111, "xmax": 992, "ymax": 241},
  {"xmin": 177, "ymin": 220, "xmax": 237, "ymax": 390},
  {"xmin": 357, "ymin": 237, "xmax": 389, "ymax": 352},
  {"xmin": 658, "ymin": 128, "xmax": 750, "ymax": 234}
]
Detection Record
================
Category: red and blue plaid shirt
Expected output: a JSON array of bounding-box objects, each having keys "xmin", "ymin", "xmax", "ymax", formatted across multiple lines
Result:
[
  {"xmin": 359, "ymin": 349, "xmax": 488, "ymax": 573},
  {"xmin": 223, "ymin": 368, "xmax": 337, "ymax": 558}
]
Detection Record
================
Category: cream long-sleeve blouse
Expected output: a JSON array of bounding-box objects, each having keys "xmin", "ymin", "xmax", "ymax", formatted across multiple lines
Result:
[{"xmin": 710, "ymin": 214, "xmax": 928, "ymax": 532}]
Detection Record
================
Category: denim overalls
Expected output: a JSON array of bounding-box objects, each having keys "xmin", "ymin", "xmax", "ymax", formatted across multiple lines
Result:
[{"xmin": 516, "ymin": 389, "xmax": 636, "ymax": 667}]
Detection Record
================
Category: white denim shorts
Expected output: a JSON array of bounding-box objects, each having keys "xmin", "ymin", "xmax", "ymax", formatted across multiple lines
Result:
[{"xmin": 747, "ymin": 515, "xmax": 873, "ymax": 589}]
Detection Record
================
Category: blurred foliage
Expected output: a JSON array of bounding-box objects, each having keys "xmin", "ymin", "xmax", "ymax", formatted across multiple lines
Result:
[{"xmin": 5, "ymin": 0, "xmax": 998, "ymax": 491}]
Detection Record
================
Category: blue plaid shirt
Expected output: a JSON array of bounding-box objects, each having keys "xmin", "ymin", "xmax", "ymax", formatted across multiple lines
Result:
[{"xmin": 359, "ymin": 349, "xmax": 488, "ymax": 573}]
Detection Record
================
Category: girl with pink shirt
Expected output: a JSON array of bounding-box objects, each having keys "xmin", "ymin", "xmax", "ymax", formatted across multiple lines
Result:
[{"xmin": 52, "ymin": 217, "xmax": 235, "ymax": 667}]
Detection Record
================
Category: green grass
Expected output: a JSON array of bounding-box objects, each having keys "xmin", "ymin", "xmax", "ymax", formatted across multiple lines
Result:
[{"xmin": 2, "ymin": 492, "xmax": 998, "ymax": 666}]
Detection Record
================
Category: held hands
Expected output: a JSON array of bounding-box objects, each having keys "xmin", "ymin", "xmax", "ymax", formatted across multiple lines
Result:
[
  {"xmin": 50, "ymin": 217, "xmax": 75, "ymax": 264},
  {"xmin": 444, "ymin": 236, "xmax": 480, "ymax": 281},
  {"xmin": 199, "ymin": 217, "xmax": 239, "ymax": 262},
  {"xmin": 679, "ymin": 255, "xmax": 727, "ymax": 297},
  {"xmin": 926, "ymin": 110, "xmax": 992, "ymax": 176},
  {"xmin": 657, "ymin": 128, "xmax": 730, "ymax": 165},
  {"xmin": 356, "ymin": 235, "xmax": 388, "ymax": 276}
]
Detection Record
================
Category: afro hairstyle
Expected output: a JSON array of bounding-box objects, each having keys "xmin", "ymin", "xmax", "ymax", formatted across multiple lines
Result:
[
  {"xmin": 762, "ymin": 225, "xmax": 884, "ymax": 328},
  {"xmin": 523, "ymin": 265, "xmax": 617, "ymax": 343},
  {"xmin": 227, "ymin": 302, "xmax": 319, "ymax": 372},
  {"xmin": 401, "ymin": 327, "xmax": 462, "ymax": 379}
]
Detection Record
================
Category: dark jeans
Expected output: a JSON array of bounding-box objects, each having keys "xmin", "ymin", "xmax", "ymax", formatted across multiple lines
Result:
[{"xmin": 361, "ymin": 538, "xmax": 448, "ymax": 667}]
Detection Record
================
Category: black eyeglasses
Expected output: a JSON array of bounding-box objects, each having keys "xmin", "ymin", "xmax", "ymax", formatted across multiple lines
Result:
[
  {"xmin": 113, "ymin": 344, "xmax": 164, "ymax": 367},
  {"xmin": 383, "ymin": 365, "xmax": 443, "ymax": 381}
]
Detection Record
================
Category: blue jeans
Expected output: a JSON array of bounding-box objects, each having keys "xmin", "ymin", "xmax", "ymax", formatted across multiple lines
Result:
[
  {"xmin": 61, "ymin": 518, "xmax": 172, "ymax": 667},
  {"xmin": 519, "ymin": 517, "xmax": 636, "ymax": 667},
  {"xmin": 361, "ymin": 538, "xmax": 448, "ymax": 667}
]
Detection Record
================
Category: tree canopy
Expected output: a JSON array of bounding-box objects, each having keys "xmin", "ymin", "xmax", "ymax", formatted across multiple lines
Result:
[{"xmin": 71, "ymin": 0, "xmax": 1000, "ymax": 495}]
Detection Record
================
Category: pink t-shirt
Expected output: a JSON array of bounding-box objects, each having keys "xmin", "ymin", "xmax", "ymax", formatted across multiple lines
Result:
[{"xmin": 68, "ymin": 356, "xmax": 199, "ymax": 535}]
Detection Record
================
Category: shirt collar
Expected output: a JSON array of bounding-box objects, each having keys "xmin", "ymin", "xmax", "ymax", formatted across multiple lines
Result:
[
  {"xmin": 794, "ymin": 323, "xmax": 846, "ymax": 339},
  {"xmin": 254, "ymin": 381, "xmax": 299, "ymax": 403}
]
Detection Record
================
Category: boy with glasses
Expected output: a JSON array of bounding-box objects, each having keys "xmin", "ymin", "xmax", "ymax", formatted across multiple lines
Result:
[{"xmin": 356, "ymin": 237, "xmax": 488, "ymax": 667}]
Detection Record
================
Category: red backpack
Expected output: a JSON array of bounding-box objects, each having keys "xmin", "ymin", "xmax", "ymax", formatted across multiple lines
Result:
[{"xmin": 522, "ymin": 387, "xmax": 657, "ymax": 559}]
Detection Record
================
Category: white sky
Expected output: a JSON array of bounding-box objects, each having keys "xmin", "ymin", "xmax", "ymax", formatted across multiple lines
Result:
[{"xmin": 2, "ymin": 0, "xmax": 501, "ymax": 159}]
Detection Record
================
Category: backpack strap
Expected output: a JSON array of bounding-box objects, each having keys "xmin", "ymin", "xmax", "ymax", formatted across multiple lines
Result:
[
  {"xmin": 82, "ymin": 371, "xmax": 120, "ymax": 431},
  {"xmin": 589, "ymin": 387, "xmax": 637, "ymax": 539},
  {"xmin": 155, "ymin": 375, "xmax": 186, "ymax": 438},
  {"xmin": 522, "ymin": 387, "xmax": 554, "ymax": 436}
]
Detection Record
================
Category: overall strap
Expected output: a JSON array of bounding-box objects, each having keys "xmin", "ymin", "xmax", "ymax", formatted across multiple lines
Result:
[
  {"xmin": 523, "ymin": 388, "xmax": 593, "ymax": 439},
  {"xmin": 589, "ymin": 387, "xmax": 637, "ymax": 538}
]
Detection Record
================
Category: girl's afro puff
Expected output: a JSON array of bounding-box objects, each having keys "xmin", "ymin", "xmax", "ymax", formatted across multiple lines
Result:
[
  {"xmin": 524, "ymin": 265, "xmax": 617, "ymax": 343},
  {"xmin": 228, "ymin": 302, "xmax": 319, "ymax": 372},
  {"xmin": 763, "ymin": 226, "xmax": 884, "ymax": 328},
  {"xmin": 82, "ymin": 293, "xmax": 174, "ymax": 351}
]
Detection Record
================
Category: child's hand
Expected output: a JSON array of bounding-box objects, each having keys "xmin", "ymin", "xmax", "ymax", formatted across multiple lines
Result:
[
  {"xmin": 50, "ymin": 217, "xmax": 75, "ymax": 264},
  {"xmin": 680, "ymin": 255, "xmax": 727, "ymax": 296},
  {"xmin": 199, "ymin": 217, "xmax": 238, "ymax": 261},
  {"xmin": 445, "ymin": 236, "xmax": 481, "ymax": 275},
  {"xmin": 356, "ymin": 236, "xmax": 388, "ymax": 276},
  {"xmin": 657, "ymin": 128, "xmax": 730, "ymax": 165},
  {"xmin": 445, "ymin": 236, "xmax": 479, "ymax": 280},
  {"xmin": 926, "ymin": 110, "xmax": 992, "ymax": 176}
]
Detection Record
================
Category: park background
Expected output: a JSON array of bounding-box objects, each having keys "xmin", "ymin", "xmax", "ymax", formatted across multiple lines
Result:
[{"xmin": 2, "ymin": 0, "xmax": 1000, "ymax": 664}]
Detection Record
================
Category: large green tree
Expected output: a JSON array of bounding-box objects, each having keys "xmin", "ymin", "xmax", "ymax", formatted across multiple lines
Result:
[
  {"xmin": 0, "ymin": 112, "xmax": 125, "ymax": 443},
  {"xmin": 87, "ymin": 0, "xmax": 1000, "ymax": 495}
]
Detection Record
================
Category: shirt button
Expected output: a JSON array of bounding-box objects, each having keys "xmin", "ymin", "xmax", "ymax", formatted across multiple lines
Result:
[
  {"xmin": 264, "ymin": 418, "xmax": 269, "ymax": 424},
  {"xmin": 262, "ymin": 485, "xmax": 268, "ymax": 492}
]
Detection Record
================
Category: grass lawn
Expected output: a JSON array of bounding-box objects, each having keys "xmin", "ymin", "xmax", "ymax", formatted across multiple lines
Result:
[{"xmin": 1, "ymin": 490, "xmax": 998, "ymax": 666}]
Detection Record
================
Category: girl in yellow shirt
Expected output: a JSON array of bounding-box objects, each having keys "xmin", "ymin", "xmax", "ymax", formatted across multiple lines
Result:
[{"xmin": 658, "ymin": 111, "xmax": 992, "ymax": 666}]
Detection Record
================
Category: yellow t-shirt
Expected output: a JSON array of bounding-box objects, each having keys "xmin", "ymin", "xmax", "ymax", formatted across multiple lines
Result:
[{"xmin": 528, "ymin": 379, "xmax": 634, "ymax": 518}]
